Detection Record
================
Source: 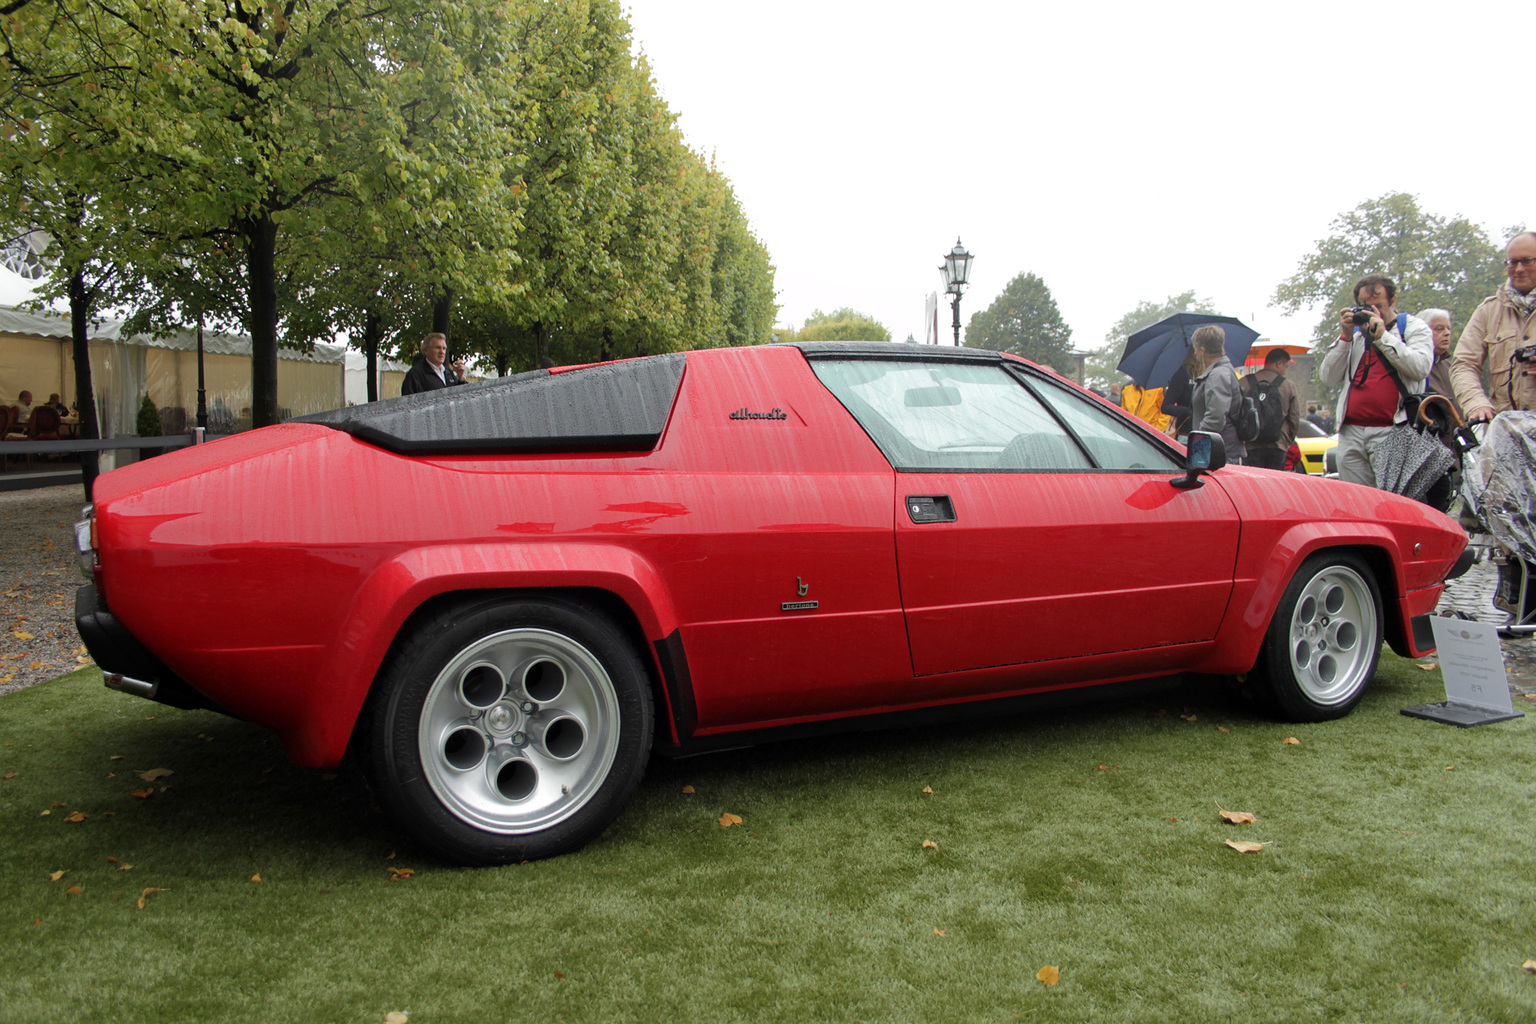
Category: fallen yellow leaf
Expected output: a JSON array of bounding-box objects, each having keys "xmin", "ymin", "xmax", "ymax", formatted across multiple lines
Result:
[
  {"xmin": 384, "ymin": 1014, "xmax": 409, "ymax": 1024},
  {"xmin": 922, "ymin": 839, "xmax": 938, "ymax": 850},
  {"xmin": 12, "ymin": 630, "xmax": 33, "ymax": 640},
  {"xmin": 1217, "ymin": 726, "xmax": 1232, "ymax": 733},
  {"xmin": 1225, "ymin": 840, "xmax": 1268, "ymax": 853},
  {"xmin": 1522, "ymin": 959, "xmax": 1536, "ymax": 974},
  {"xmin": 1180, "ymin": 713, "xmax": 1198, "ymax": 722},
  {"xmin": 1417, "ymin": 662, "xmax": 1438, "ymax": 671},
  {"xmin": 680, "ymin": 785, "xmax": 695, "ymax": 794},
  {"xmin": 1445, "ymin": 765, "xmax": 1456, "ymax": 771},
  {"xmin": 49, "ymin": 870, "xmax": 66, "ymax": 882},
  {"xmin": 136, "ymin": 887, "xmax": 162, "ymax": 909},
  {"xmin": 933, "ymin": 928, "xmax": 946, "ymax": 936},
  {"xmin": 1216, "ymin": 802, "xmax": 1256, "ymax": 824},
  {"xmin": 28, "ymin": 661, "xmax": 41, "ymax": 670},
  {"xmin": 922, "ymin": 785, "xmax": 933, "ymax": 794},
  {"xmin": 64, "ymin": 885, "xmax": 82, "ymax": 896},
  {"xmin": 2, "ymin": 771, "xmax": 17, "ymax": 780},
  {"xmin": 138, "ymin": 769, "xmax": 173, "ymax": 782},
  {"xmin": 117, "ymin": 864, "xmax": 133, "ymax": 872},
  {"xmin": 64, "ymin": 811, "xmax": 87, "ymax": 823},
  {"xmin": 1282, "ymin": 737, "xmax": 1300, "ymax": 745},
  {"xmin": 131, "ymin": 788, "xmax": 153, "ymax": 799},
  {"xmin": 388, "ymin": 868, "xmax": 415, "ymax": 881},
  {"xmin": 1037, "ymin": 965, "xmax": 1060, "ymax": 986},
  {"xmin": 250, "ymin": 874, "xmax": 263, "ymax": 883},
  {"xmin": 718, "ymin": 812, "xmax": 742, "ymax": 828}
]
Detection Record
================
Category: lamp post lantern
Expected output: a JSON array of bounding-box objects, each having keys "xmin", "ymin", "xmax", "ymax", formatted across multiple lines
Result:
[{"xmin": 939, "ymin": 238, "xmax": 973, "ymax": 345}]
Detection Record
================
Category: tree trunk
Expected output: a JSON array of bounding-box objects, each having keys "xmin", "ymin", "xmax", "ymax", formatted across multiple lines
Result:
[
  {"xmin": 363, "ymin": 307, "xmax": 382, "ymax": 403},
  {"xmin": 245, "ymin": 213, "xmax": 280, "ymax": 427},
  {"xmin": 432, "ymin": 286, "xmax": 455, "ymax": 337},
  {"xmin": 67, "ymin": 266, "xmax": 101, "ymax": 502}
]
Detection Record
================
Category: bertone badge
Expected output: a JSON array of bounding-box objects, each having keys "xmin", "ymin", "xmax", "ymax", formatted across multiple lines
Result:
[
  {"xmin": 730, "ymin": 406, "xmax": 787, "ymax": 421},
  {"xmin": 782, "ymin": 576, "xmax": 816, "ymax": 612}
]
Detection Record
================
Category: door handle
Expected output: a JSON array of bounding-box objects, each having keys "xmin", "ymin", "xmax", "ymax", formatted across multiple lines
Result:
[{"xmin": 906, "ymin": 495, "xmax": 955, "ymax": 523}]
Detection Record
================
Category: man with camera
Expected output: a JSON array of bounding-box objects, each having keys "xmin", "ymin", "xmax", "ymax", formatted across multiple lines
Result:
[
  {"xmin": 1450, "ymin": 232, "xmax": 1536, "ymax": 422},
  {"xmin": 1318, "ymin": 274, "xmax": 1433, "ymax": 488}
]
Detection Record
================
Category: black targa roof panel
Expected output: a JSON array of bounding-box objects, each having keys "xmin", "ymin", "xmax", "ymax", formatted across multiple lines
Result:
[{"xmin": 299, "ymin": 353, "xmax": 686, "ymax": 455}]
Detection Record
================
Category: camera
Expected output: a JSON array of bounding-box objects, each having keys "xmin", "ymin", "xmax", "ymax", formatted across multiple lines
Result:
[
  {"xmin": 1515, "ymin": 344, "xmax": 1536, "ymax": 364},
  {"xmin": 1350, "ymin": 306, "xmax": 1376, "ymax": 325}
]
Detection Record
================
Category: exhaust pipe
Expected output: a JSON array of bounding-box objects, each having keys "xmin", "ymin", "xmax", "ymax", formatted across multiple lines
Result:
[{"xmin": 105, "ymin": 673, "xmax": 159, "ymax": 700}]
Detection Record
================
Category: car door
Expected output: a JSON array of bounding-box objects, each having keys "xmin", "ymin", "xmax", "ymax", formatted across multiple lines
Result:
[{"xmin": 810, "ymin": 355, "xmax": 1241, "ymax": 683}]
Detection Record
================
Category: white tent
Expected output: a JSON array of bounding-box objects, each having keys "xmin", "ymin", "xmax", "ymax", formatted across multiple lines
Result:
[{"xmin": 0, "ymin": 303, "xmax": 347, "ymax": 437}]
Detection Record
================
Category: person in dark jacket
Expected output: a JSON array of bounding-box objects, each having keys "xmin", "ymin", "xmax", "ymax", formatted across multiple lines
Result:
[
  {"xmin": 1160, "ymin": 353, "xmax": 1197, "ymax": 439},
  {"xmin": 401, "ymin": 332, "xmax": 467, "ymax": 395}
]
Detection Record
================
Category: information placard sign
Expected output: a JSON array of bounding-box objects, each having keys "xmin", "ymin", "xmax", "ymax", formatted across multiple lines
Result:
[{"xmin": 1401, "ymin": 617, "xmax": 1524, "ymax": 727}]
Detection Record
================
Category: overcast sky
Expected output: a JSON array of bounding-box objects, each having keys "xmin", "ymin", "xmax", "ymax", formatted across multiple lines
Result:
[{"xmin": 622, "ymin": 0, "xmax": 1526, "ymax": 352}]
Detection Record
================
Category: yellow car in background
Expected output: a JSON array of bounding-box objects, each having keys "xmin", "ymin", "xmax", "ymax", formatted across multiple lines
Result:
[{"xmin": 1289, "ymin": 418, "xmax": 1338, "ymax": 475}]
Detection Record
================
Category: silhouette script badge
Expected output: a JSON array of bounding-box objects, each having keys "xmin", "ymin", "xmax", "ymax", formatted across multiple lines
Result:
[{"xmin": 729, "ymin": 407, "xmax": 787, "ymax": 421}]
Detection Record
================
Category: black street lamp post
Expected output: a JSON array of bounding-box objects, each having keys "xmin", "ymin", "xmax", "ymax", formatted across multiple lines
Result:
[{"xmin": 940, "ymin": 238, "xmax": 974, "ymax": 345}]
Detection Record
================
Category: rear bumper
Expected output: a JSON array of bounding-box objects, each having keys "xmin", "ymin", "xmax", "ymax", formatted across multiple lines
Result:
[{"xmin": 74, "ymin": 584, "xmax": 219, "ymax": 712}]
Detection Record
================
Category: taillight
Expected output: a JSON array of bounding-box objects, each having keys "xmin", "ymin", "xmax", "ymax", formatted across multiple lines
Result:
[{"xmin": 74, "ymin": 504, "xmax": 99, "ymax": 585}]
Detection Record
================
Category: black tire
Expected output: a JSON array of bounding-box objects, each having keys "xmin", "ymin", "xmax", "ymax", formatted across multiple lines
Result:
[
  {"xmin": 1252, "ymin": 552, "xmax": 1382, "ymax": 722},
  {"xmin": 361, "ymin": 595, "xmax": 653, "ymax": 864}
]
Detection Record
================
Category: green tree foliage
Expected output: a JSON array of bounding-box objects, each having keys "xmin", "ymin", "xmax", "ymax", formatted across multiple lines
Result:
[
  {"xmin": 1272, "ymin": 192, "xmax": 1507, "ymax": 405},
  {"xmin": 797, "ymin": 307, "xmax": 890, "ymax": 342},
  {"xmin": 3, "ymin": 0, "xmax": 527, "ymax": 425},
  {"xmin": 459, "ymin": 8, "xmax": 775, "ymax": 373},
  {"xmin": 2, "ymin": 0, "xmax": 777, "ymax": 416},
  {"xmin": 1272, "ymin": 192, "xmax": 1505, "ymax": 345},
  {"xmin": 1083, "ymin": 290, "xmax": 1217, "ymax": 390},
  {"xmin": 964, "ymin": 272, "xmax": 1072, "ymax": 370}
]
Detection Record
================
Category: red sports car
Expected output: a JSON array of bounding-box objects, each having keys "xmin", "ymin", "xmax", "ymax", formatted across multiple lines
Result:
[{"xmin": 75, "ymin": 342, "xmax": 1467, "ymax": 863}]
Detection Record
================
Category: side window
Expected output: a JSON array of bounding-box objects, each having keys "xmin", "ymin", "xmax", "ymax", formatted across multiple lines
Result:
[
  {"xmin": 810, "ymin": 358, "xmax": 1093, "ymax": 471},
  {"xmin": 1019, "ymin": 371, "xmax": 1183, "ymax": 471}
]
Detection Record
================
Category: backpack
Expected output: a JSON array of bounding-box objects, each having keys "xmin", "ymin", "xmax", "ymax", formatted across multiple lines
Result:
[
  {"xmin": 1234, "ymin": 383, "xmax": 1262, "ymax": 443},
  {"xmin": 1246, "ymin": 374, "xmax": 1285, "ymax": 444}
]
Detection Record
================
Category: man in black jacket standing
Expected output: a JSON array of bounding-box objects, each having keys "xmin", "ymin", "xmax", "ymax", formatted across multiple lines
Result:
[{"xmin": 401, "ymin": 333, "xmax": 467, "ymax": 395}]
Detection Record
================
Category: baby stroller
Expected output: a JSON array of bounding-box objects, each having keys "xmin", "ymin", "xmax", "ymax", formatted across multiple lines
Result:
[{"xmin": 1421, "ymin": 398, "xmax": 1536, "ymax": 636}]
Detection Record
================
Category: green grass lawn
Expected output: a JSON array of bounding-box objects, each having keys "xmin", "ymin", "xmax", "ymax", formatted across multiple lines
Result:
[{"xmin": 2, "ymin": 656, "xmax": 1534, "ymax": 1024}]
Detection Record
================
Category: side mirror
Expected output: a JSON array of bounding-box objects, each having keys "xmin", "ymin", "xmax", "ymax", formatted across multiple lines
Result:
[{"xmin": 1172, "ymin": 431, "xmax": 1227, "ymax": 489}]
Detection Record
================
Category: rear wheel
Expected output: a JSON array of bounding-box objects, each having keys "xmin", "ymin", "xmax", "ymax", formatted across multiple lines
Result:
[
  {"xmin": 361, "ymin": 595, "xmax": 653, "ymax": 864},
  {"xmin": 1254, "ymin": 553, "xmax": 1382, "ymax": 721}
]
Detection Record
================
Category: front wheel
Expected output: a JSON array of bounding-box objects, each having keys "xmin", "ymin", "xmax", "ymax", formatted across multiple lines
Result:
[
  {"xmin": 361, "ymin": 595, "xmax": 653, "ymax": 864},
  {"xmin": 1253, "ymin": 553, "xmax": 1382, "ymax": 722}
]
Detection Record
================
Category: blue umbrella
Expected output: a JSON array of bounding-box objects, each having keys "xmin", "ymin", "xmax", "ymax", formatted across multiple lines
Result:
[{"xmin": 1116, "ymin": 312, "xmax": 1260, "ymax": 389}]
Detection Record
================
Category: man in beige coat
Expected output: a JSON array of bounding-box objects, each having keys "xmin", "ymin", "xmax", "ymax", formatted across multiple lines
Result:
[{"xmin": 1452, "ymin": 232, "xmax": 1536, "ymax": 422}]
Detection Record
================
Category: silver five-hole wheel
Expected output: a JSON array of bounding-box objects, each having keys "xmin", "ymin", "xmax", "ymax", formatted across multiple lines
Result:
[
  {"xmin": 1259, "ymin": 553, "xmax": 1382, "ymax": 722},
  {"xmin": 1284, "ymin": 563, "xmax": 1377, "ymax": 706},
  {"xmin": 364, "ymin": 596, "xmax": 653, "ymax": 864},
  {"xmin": 421, "ymin": 628, "xmax": 620, "ymax": 834}
]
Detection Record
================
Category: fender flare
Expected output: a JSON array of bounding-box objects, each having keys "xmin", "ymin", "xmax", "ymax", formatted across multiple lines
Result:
[
  {"xmin": 288, "ymin": 541, "xmax": 680, "ymax": 767},
  {"xmin": 1197, "ymin": 522, "xmax": 1407, "ymax": 675}
]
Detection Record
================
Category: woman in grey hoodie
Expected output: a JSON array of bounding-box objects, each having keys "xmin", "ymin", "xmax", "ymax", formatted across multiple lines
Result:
[{"xmin": 1190, "ymin": 324, "xmax": 1246, "ymax": 464}]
